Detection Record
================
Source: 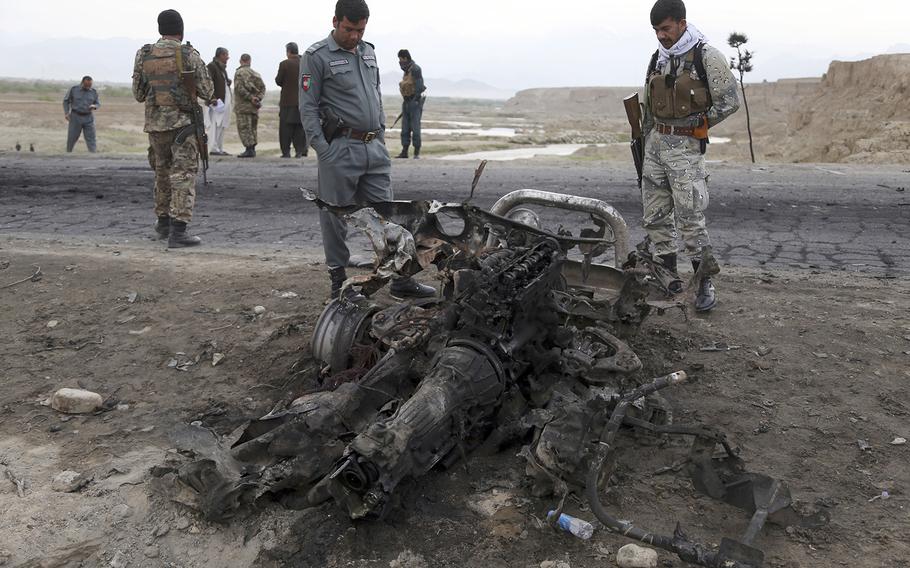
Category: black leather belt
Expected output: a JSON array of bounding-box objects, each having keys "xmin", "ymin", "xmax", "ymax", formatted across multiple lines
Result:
[
  {"xmin": 72, "ymin": 110, "xmax": 92, "ymax": 116},
  {"xmin": 342, "ymin": 128, "xmax": 380, "ymax": 142}
]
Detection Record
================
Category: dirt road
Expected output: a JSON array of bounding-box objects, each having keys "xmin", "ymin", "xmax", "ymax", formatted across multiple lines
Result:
[{"xmin": 0, "ymin": 154, "xmax": 908, "ymax": 568}]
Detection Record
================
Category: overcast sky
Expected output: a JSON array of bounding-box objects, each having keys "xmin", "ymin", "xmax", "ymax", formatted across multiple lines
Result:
[{"xmin": 1, "ymin": 0, "xmax": 907, "ymax": 90}]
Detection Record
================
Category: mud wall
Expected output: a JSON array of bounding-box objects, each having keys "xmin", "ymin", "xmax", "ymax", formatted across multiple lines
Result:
[{"xmin": 784, "ymin": 54, "xmax": 910, "ymax": 163}]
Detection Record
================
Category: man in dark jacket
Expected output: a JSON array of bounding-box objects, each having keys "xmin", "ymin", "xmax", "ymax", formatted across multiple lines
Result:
[
  {"xmin": 205, "ymin": 47, "xmax": 232, "ymax": 155},
  {"xmin": 275, "ymin": 42, "xmax": 307, "ymax": 158}
]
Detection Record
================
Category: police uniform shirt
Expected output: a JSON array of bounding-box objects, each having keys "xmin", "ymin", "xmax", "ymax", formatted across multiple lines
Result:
[{"xmin": 299, "ymin": 32, "xmax": 385, "ymax": 151}]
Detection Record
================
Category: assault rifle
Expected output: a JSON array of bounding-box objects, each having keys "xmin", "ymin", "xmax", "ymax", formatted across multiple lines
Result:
[
  {"xmin": 388, "ymin": 93, "xmax": 427, "ymax": 130},
  {"xmin": 623, "ymin": 93, "xmax": 644, "ymax": 189},
  {"xmin": 177, "ymin": 43, "xmax": 209, "ymax": 184}
]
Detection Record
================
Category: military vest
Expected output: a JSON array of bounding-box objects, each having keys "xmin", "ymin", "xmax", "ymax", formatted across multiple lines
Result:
[
  {"xmin": 399, "ymin": 70, "xmax": 416, "ymax": 98},
  {"xmin": 141, "ymin": 43, "xmax": 194, "ymax": 110},
  {"xmin": 647, "ymin": 44, "xmax": 711, "ymax": 120}
]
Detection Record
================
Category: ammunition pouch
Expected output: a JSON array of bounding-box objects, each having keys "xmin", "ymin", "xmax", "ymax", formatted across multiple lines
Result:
[
  {"xmin": 648, "ymin": 44, "xmax": 711, "ymax": 120},
  {"xmin": 399, "ymin": 74, "xmax": 416, "ymax": 98}
]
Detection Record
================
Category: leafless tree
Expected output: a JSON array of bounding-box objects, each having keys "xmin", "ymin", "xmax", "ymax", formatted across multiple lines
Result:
[{"xmin": 728, "ymin": 32, "xmax": 755, "ymax": 163}]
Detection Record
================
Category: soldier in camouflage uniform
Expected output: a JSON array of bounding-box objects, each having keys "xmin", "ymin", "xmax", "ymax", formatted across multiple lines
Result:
[
  {"xmin": 234, "ymin": 54, "xmax": 266, "ymax": 158},
  {"xmin": 132, "ymin": 9, "xmax": 215, "ymax": 248},
  {"xmin": 641, "ymin": 0, "xmax": 739, "ymax": 312}
]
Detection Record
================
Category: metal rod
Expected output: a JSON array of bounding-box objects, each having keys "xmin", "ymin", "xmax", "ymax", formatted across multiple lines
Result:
[{"xmin": 488, "ymin": 189, "xmax": 630, "ymax": 264}]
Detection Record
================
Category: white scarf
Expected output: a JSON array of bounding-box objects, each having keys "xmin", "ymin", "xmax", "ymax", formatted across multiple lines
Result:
[{"xmin": 657, "ymin": 23, "xmax": 709, "ymax": 66}]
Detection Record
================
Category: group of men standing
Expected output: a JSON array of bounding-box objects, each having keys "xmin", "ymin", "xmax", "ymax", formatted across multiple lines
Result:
[
  {"xmin": 199, "ymin": 43, "xmax": 308, "ymax": 159},
  {"xmin": 200, "ymin": 47, "xmax": 266, "ymax": 158},
  {"xmin": 131, "ymin": 0, "xmax": 738, "ymax": 312}
]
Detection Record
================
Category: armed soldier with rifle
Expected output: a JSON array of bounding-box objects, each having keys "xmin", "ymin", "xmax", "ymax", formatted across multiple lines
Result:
[
  {"xmin": 132, "ymin": 9, "xmax": 214, "ymax": 248},
  {"xmin": 624, "ymin": 0, "xmax": 739, "ymax": 312}
]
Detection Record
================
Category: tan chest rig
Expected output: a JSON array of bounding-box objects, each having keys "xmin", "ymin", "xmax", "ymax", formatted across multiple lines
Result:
[
  {"xmin": 647, "ymin": 44, "xmax": 711, "ymax": 120},
  {"xmin": 141, "ymin": 43, "xmax": 193, "ymax": 110},
  {"xmin": 399, "ymin": 69, "xmax": 416, "ymax": 98}
]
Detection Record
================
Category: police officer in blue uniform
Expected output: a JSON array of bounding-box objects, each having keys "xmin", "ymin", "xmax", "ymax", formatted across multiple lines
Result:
[{"xmin": 300, "ymin": 0, "xmax": 436, "ymax": 299}]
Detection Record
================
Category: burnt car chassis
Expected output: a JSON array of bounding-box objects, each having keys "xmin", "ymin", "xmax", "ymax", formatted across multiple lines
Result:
[{"xmin": 168, "ymin": 188, "xmax": 829, "ymax": 568}]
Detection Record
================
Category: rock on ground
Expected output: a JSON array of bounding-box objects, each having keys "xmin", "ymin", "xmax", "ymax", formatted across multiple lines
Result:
[
  {"xmin": 390, "ymin": 550, "xmax": 428, "ymax": 568},
  {"xmin": 51, "ymin": 388, "xmax": 103, "ymax": 414},
  {"xmin": 616, "ymin": 544, "xmax": 658, "ymax": 568},
  {"xmin": 51, "ymin": 470, "xmax": 88, "ymax": 492}
]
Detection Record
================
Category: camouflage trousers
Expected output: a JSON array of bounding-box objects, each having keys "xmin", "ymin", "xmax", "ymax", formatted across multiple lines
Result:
[
  {"xmin": 641, "ymin": 132, "xmax": 710, "ymax": 259},
  {"xmin": 235, "ymin": 112, "xmax": 259, "ymax": 147},
  {"xmin": 147, "ymin": 129, "xmax": 198, "ymax": 223}
]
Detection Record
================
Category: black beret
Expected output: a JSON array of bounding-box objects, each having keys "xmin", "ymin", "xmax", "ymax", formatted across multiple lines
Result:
[{"xmin": 158, "ymin": 9, "xmax": 184, "ymax": 36}]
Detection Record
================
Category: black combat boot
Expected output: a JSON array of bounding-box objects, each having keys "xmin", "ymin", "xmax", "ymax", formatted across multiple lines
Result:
[
  {"xmin": 389, "ymin": 277, "xmax": 436, "ymax": 300},
  {"xmin": 154, "ymin": 216, "xmax": 170, "ymax": 240},
  {"xmin": 238, "ymin": 145, "xmax": 256, "ymax": 158},
  {"xmin": 168, "ymin": 220, "xmax": 202, "ymax": 248},
  {"xmin": 395, "ymin": 146, "xmax": 409, "ymax": 159},
  {"xmin": 413, "ymin": 147, "xmax": 420, "ymax": 160},
  {"xmin": 658, "ymin": 253, "xmax": 684, "ymax": 294},
  {"xmin": 329, "ymin": 266, "xmax": 347, "ymax": 299},
  {"xmin": 692, "ymin": 259, "xmax": 717, "ymax": 312}
]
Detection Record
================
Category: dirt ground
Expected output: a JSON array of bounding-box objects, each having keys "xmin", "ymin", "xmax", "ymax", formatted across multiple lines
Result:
[{"xmin": 1, "ymin": 233, "xmax": 908, "ymax": 568}]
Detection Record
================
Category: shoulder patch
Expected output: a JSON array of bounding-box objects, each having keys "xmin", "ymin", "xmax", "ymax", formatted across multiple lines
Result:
[
  {"xmin": 329, "ymin": 59, "xmax": 349, "ymax": 67},
  {"xmin": 306, "ymin": 40, "xmax": 327, "ymax": 54}
]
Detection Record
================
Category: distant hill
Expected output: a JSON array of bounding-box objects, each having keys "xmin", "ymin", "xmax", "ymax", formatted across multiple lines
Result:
[
  {"xmin": 0, "ymin": 34, "xmax": 514, "ymax": 101},
  {"xmin": 380, "ymin": 72, "xmax": 512, "ymax": 100}
]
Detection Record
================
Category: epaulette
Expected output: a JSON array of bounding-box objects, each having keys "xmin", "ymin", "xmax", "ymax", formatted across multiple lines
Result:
[
  {"xmin": 306, "ymin": 40, "xmax": 327, "ymax": 54},
  {"xmin": 363, "ymin": 41, "xmax": 375, "ymax": 49}
]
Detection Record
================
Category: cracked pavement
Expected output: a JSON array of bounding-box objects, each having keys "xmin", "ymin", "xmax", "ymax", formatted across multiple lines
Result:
[{"xmin": 1, "ymin": 153, "xmax": 908, "ymax": 276}]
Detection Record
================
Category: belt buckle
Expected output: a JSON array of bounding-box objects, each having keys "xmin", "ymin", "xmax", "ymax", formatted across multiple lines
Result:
[{"xmin": 363, "ymin": 131, "xmax": 376, "ymax": 143}]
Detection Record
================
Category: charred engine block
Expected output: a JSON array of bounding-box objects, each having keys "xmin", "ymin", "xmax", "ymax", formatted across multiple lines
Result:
[
  {"xmin": 325, "ymin": 239, "xmax": 564, "ymax": 519},
  {"xmin": 165, "ymin": 191, "xmax": 830, "ymax": 568}
]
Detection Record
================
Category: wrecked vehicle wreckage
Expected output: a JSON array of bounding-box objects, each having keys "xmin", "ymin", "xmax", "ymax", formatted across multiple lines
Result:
[{"xmin": 161, "ymin": 184, "xmax": 829, "ymax": 568}]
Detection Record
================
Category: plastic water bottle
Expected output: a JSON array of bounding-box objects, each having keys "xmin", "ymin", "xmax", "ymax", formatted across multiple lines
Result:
[{"xmin": 547, "ymin": 510, "xmax": 595, "ymax": 540}]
